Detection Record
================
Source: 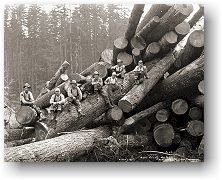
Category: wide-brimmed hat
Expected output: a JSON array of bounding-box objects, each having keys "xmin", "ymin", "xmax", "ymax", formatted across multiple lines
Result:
[
  {"xmin": 93, "ymin": 71, "xmax": 99, "ymax": 75},
  {"xmin": 70, "ymin": 80, "xmax": 77, "ymax": 84},
  {"xmin": 138, "ymin": 60, "xmax": 143, "ymax": 64},
  {"xmin": 112, "ymin": 72, "xmax": 117, "ymax": 76},
  {"xmin": 23, "ymin": 83, "xmax": 31, "ymax": 88},
  {"xmin": 117, "ymin": 59, "xmax": 122, "ymax": 63}
]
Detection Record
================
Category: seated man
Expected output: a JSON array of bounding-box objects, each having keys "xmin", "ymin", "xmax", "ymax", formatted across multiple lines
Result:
[
  {"xmin": 66, "ymin": 80, "xmax": 84, "ymax": 116},
  {"xmin": 20, "ymin": 83, "xmax": 34, "ymax": 107},
  {"xmin": 49, "ymin": 88, "xmax": 65, "ymax": 113},
  {"xmin": 91, "ymin": 71, "xmax": 103, "ymax": 100},
  {"xmin": 103, "ymin": 72, "xmax": 121, "ymax": 108},
  {"xmin": 111, "ymin": 59, "xmax": 126, "ymax": 79},
  {"xmin": 133, "ymin": 60, "xmax": 148, "ymax": 84},
  {"xmin": 81, "ymin": 76, "xmax": 93, "ymax": 100}
]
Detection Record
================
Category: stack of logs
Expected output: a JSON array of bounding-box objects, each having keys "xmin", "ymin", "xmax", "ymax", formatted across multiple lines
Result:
[{"xmin": 4, "ymin": 4, "xmax": 204, "ymax": 162}]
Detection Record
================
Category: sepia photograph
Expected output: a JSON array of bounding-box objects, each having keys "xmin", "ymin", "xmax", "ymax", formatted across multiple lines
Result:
[{"xmin": 4, "ymin": 4, "xmax": 204, "ymax": 162}]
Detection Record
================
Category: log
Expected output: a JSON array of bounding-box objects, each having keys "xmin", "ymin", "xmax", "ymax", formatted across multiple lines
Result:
[
  {"xmin": 37, "ymin": 61, "xmax": 70, "ymax": 98},
  {"xmin": 155, "ymin": 109, "xmax": 170, "ymax": 122},
  {"xmin": 171, "ymin": 99, "xmax": 189, "ymax": 115},
  {"xmin": 154, "ymin": 123, "xmax": 175, "ymax": 147},
  {"xmin": 174, "ymin": 21, "xmax": 190, "ymax": 42},
  {"xmin": 117, "ymin": 52, "xmax": 134, "ymax": 71},
  {"xmin": 124, "ymin": 4, "xmax": 145, "ymax": 41},
  {"xmin": 35, "ymin": 121, "xmax": 49, "ymax": 141},
  {"xmin": 136, "ymin": 16, "xmax": 160, "ymax": 40},
  {"xmin": 130, "ymin": 35, "xmax": 146, "ymax": 52},
  {"xmin": 118, "ymin": 53, "xmax": 177, "ymax": 113},
  {"xmin": 132, "ymin": 48, "xmax": 141, "ymax": 64},
  {"xmin": 16, "ymin": 106, "xmax": 38, "ymax": 125},
  {"xmin": 4, "ymin": 105, "xmax": 20, "ymax": 129},
  {"xmin": 100, "ymin": 48, "xmax": 113, "ymax": 64},
  {"xmin": 194, "ymin": 95, "xmax": 204, "ymax": 108},
  {"xmin": 187, "ymin": 120, "xmax": 204, "ymax": 137},
  {"xmin": 198, "ymin": 80, "xmax": 204, "ymax": 94},
  {"xmin": 5, "ymin": 127, "xmax": 111, "ymax": 162},
  {"xmin": 72, "ymin": 73, "xmax": 87, "ymax": 83},
  {"xmin": 6, "ymin": 138, "xmax": 33, "ymax": 148},
  {"xmin": 188, "ymin": 5, "xmax": 204, "ymax": 28},
  {"xmin": 120, "ymin": 101, "xmax": 169, "ymax": 133},
  {"xmin": 55, "ymin": 73, "xmax": 69, "ymax": 87},
  {"xmin": 80, "ymin": 61, "xmax": 111, "ymax": 79},
  {"xmin": 143, "ymin": 42, "xmax": 161, "ymax": 62},
  {"xmin": 144, "ymin": 4, "xmax": 193, "ymax": 44},
  {"xmin": 198, "ymin": 136, "xmax": 204, "ymax": 155},
  {"xmin": 169, "ymin": 30, "xmax": 204, "ymax": 74},
  {"xmin": 158, "ymin": 31, "xmax": 178, "ymax": 55},
  {"xmin": 113, "ymin": 37, "xmax": 128, "ymax": 64},
  {"xmin": 5, "ymin": 127, "xmax": 35, "ymax": 142},
  {"xmin": 174, "ymin": 139, "xmax": 192, "ymax": 157},
  {"xmin": 136, "ymin": 4, "xmax": 172, "ymax": 32},
  {"xmin": 131, "ymin": 120, "xmax": 152, "ymax": 135},
  {"xmin": 188, "ymin": 107, "xmax": 203, "ymax": 120},
  {"xmin": 134, "ymin": 55, "xmax": 204, "ymax": 112},
  {"xmin": 172, "ymin": 133, "xmax": 181, "ymax": 144},
  {"xmin": 105, "ymin": 106, "xmax": 123, "ymax": 123}
]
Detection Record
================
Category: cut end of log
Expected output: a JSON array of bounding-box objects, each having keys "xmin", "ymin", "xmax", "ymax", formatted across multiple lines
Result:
[
  {"xmin": 100, "ymin": 48, "xmax": 113, "ymax": 64},
  {"xmin": 188, "ymin": 107, "xmax": 203, "ymax": 120},
  {"xmin": 152, "ymin": 16, "xmax": 160, "ymax": 23},
  {"xmin": 118, "ymin": 99, "xmax": 133, "ymax": 113},
  {"xmin": 189, "ymin": 30, "xmax": 204, "ymax": 48},
  {"xmin": 164, "ymin": 31, "xmax": 178, "ymax": 44},
  {"xmin": 198, "ymin": 80, "xmax": 204, "ymax": 94},
  {"xmin": 132, "ymin": 48, "xmax": 140, "ymax": 56},
  {"xmin": 155, "ymin": 109, "xmax": 169, "ymax": 122},
  {"xmin": 147, "ymin": 42, "xmax": 161, "ymax": 54},
  {"xmin": 117, "ymin": 52, "xmax": 133, "ymax": 67},
  {"xmin": 194, "ymin": 95, "xmax": 204, "ymax": 108},
  {"xmin": 60, "ymin": 74, "xmax": 69, "ymax": 81},
  {"xmin": 130, "ymin": 35, "xmax": 146, "ymax": 51},
  {"xmin": 106, "ymin": 106, "xmax": 123, "ymax": 122},
  {"xmin": 16, "ymin": 106, "xmax": 38, "ymax": 125},
  {"xmin": 114, "ymin": 37, "xmax": 128, "ymax": 50},
  {"xmin": 175, "ymin": 21, "xmax": 190, "ymax": 35},
  {"xmin": 34, "ymin": 121, "xmax": 49, "ymax": 141},
  {"xmin": 187, "ymin": 120, "xmax": 204, "ymax": 137},
  {"xmin": 171, "ymin": 99, "xmax": 189, "ymax": 115}
]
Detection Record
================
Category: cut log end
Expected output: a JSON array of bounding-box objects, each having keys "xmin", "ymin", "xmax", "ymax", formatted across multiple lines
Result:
[
  {"xmin": 187, "ymin": 120, "xmax": 204, "ymax": 137},
  {"xmin": 131, "ymin": 35, "xmax": 146, "ymax": 51},
  {"xmin": 147, "ymin": 42, "xmax": 161, "ymax": 54},
  {"xmin": 35, "ymin": 121, "xmax": 49, "ymax": 141},
  {"xmin": 175, "ymin": 21, "xmax": 190, "ymax": 35},
  {"xmin": 198, "ymin": 80, "xmax": 204, "ymax": 94},
  {"xmin": 189, "ymin": 30, "xmax": 204, "ymax": 48},
  {"xmin": 117, "ymin": 52, "xmax": 133, "ymax": 67},
  {"xmin": 100, "ymin": 49, "xmax": 113, "ymax": 64},
  {"xmin": 171, "ymin": 99, "xmax": 189, "ymax": 115},
  {"xmin": 118, "ymin": 99, "xmax": 133, "ymax": 113},
  {"xmin": 188, "ymin": 107, "xmax": 203, "ymax": 120},
  {"xmin": 174, "ymin": 4, "xmax": 193, "ymax": 16},
  {"xmin": 132, "ymin": 48, "xmax": 140, "ymax": 56},
  {"xmin": 106, "ymin": 106, "xmax": 123, "ymax": 122},
  {"xmin": 16, "ymin": 106, "xmax": 38, "ymax": 125},
  {"xmin": 114, "ymin": 37, "xmax": 128, "ymax": 50},
  {"xmin": 194, "ymin": 95, "xmax": 204, "ymax": 108},
  {"xmin": 155, "ymin": 109, "xmax": 170, "ymax": 122}
]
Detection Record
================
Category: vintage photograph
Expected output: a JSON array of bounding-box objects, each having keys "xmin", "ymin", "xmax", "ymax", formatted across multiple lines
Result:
[{"xmin": 4, "ymin": 4, "xmax": 204, "ymax": 162}]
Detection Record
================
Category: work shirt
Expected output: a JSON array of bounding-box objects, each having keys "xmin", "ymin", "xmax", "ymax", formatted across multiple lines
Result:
[
  {"xmin": 105, "ymin": 76, "xmax": 118, "ymax": 85},
  {"xmin": 67, "ymin": 86, "xmax": 82, "ymax": 101},
  {"xmin": 20, "ymin": 91, "xmax": 34, "ymax": 105},
  {"xmin": 50, "ymin": 94, "xmax": 65, "ymax": 105},
  {"xmin": 91, "ymin": 77, "xmax": 103, "ymax": 86},
  {"xmin": 133, "ymin": 65, "xmax": 147, "ymax": 73},
  {"xmin": 111, "ymin": 65, "xmax": 126, "ymax": 74}
]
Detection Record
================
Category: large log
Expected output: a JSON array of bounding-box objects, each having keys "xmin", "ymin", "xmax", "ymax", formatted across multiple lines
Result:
[
  {"xmin": 5, "ymin": 127, "xmax": 35, "ymax": 142},
  {"xmin": 169, "ymin": 30, "xmax": 204, "ymax": 74},
  {"xmin": 174, "ymin": 21, "xmax": 190, "ymax": 42},
  {"xmin": 4, "ymin": 105, "xmax": 20, "ymax": 129},
  {"xmin": 113, "ymin": 37, "xmax": 128, "ymax": 64},
  {"xmin": 136, "ymin": 4, "xmax": 172, "ymax": 32},
  {"xmin": 188, "ymin": 107, "xmax": 203, "ymax": 120},
  {"xmin": 16, "ymin": 106, "xmax": 38, "ymax": 125},
  {"xmin": 120, "ymin": 101, "xmax": 169, "ymax": 133},
  {"xmin": 72, "ymin": 73, "xmax": 87, "ymax": 83},
  {"xmin": 155, "ymin": 109, "xmax": 170, "ymax": 122},
  {"xmin": 133, "ymin": 54, "xmax": 204, "ymax": 112},
  {"xmin": 37, "ymin": 61, "xmax": 70, "ymax": 99},
  {"xmin": 144, "ymin": 4, "xmax": 193, "ymax": 44},
  {"xmin": 117, "ymin": 52, "xmax": 134, "ymax": 71},
  {"xmin": 188, "ymin": 5, "xmax": 204, "ymax": 28},
  {"xmin": 105, "ymin": 106, "xmax": 123, "ymax": 124},
  {"xmin": 5, "ymin": 138, "xmax": 33, "ymax": 148},
  {"xmin": 143, "ymin": 42, "xmax": 161, "ymax": 62},
  {"xmin": 124, "ymin": 4, "xmax": 145, "ymax": 41},
  {"xmin": 55, "ymin": 73, "xmax": 69, "ymax": 87},
  {"xmin": 171, "ymin": 99, "xmax": 189, "ymax": 115},
  {"xmin": 130, "ymin": 35, "xmax": 146, "ymax": 52},
  {"xmin": 5, "ymin": 127, "xmax": 111, "ymax": 162},
  {"xmin": 118, "ymin": 53, "xmax": 177, "ymax": 113},
  {"xmin": 198, "ymin": 80, "xmax": 204, "ymax": 94},
  {"xmin": 194, "ymin": 95, "xmax": 204, "ymax": 108},
  {"xmin": 132, "ymin": 48, "xmax": 142, "ymax": 64},
  {"xmin": 186, "ymin": 120, "xmax": 204, "ymax": 137},
  {"xmin": 100, "ymin": 48, "xmax": 113, "ymax": 64}
]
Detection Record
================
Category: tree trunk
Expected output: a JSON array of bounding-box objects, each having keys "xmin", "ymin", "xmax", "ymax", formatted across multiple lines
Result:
[
  {"xmin": 154, "ymin": 123, "xmax": 175, "ymax": 147},
  {"xmin": 174, "ymin": 21, "xmax": 190, "ymax": 42},
  {"xmin": 133, "ymin": 54, "xmax": 204, "ymax": 112},
  {"xmin": 5, "ymin": 138, "xmax": 33, "ymax": 148},
  {"xmin": 55, "ymin": 73, "xmax": 69, "ymax": 87},
  {"xmin": 188, "ymin": 107, "xmax": 203, "ymax": 120},
  {"xmin": 171, "ymin": 99, "xmax": 189, "ymax": 115},
  {"xmin": 5, "ymin": 127, "xmax": 111, "ymax": 162},
  {"xmin": 100, "ymin": 48, "xmax": 113, "ymax": 64},
  {"xmin": 144, "ymin": 4, "xmax": 193, "ymax": 44},
  {"xmin": 155, "ymin": 109, "xmax": 170, "ymax": 122},
  {"xmin": 198, "ymin": 80, "xmax": 204, "ymax": 94},
  {"xmin": 124, "ymin": 4, "xmax": 145, "ymax": 41},
  {"xmin": 37, "ymin": 61, "xmax": 70, "ymax": 99},
  {"xmin": 143, "ymin": 42, "xmax": 161, "ymax": 62},
  {"xmin": 132, "ymin": 48, "xmax": 141, "ymax": 65},
  {"xmin": 118, "ymin": 53, "xmax": 176, "ymax": 113},
  {"xmin": 120, "ymin": 101, "xmax": 169, "ymax": 133},
  {"xmin": 16, "ymin": 106, "xmax": 38, "ymax": 125},
  {"xmin": 169, "ymin": 30, "xmax": 204, "ymax": 74},
  {"xmin": 186, "ymin": 120, "xmax": 204, "ymax": 137},
  {"xmin": 117, "ymin": 52, "xmax": 134, "ymax": 71},
  {"xmin": 5, "ymin": 127, "xmax": 35, "ymax": 142},
  {"xmin": 188, "ymin": 5, "xmax": 204, "ymax": 28},
  {"xmin": 172, "ymin": 133, "xmax": 181, "ymax": 144},
  {"xmin": 71, "ymin": 73, "xmax": 87, "ymax": 83},
  {"xmin": 136, "ymin": 16, "xmax": 160, "ymax": 40},
  {"xmin": 105, "ymin": 106, "xmax": 123, "ymax": 123},
  {"xmin": 136, "ymin": 4, "xmax": 172, "ymax": 32},
  {"xmin": 130, "ymin": 35, "xmax": 146, "ymax": 52},
  {"xmin": 194, "ymin": 95, "xmax": 204, "ymax": 108},
  {"xmin": 113, "ymin": 37, "xmax": 128, "ymax": 64}
]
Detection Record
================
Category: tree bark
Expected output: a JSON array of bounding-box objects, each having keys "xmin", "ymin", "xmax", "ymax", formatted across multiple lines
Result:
[
  {"xmin": 136, "ymin": 4, "xmax": 172, "ymax": 32},
  {"xmin": 120, "ymin": 101, "xmax": 169, "ymax": 133},
  {"xmin": 144, "ymin": 4, "xmax": 193, "ymax": 44},
  {"xmin": 174, "ymin": 21, "xmax": 190, "ymax": 42},
  {"xmin": 16, "ymin": 106, "xmax": 38, "ymax": 125},
  {"xmin": 113, "ymin": 37, "xmax": 128, "ymax": 64},
  {"xmin": 171, "ymin": 99, "xmax": 189, "ymax": 115},
  {"xmin": 5, "ymin": 127, "xmax": 35, "ymax": 142},
  {"xmin": 188, "ymin": 5, "xmax": 204, "ymax": 28},
  {"xmin": 143, "ymin": 42, "xmax": 161, "ymax": 62},
  {"xmin": 100, "ymin": 48, "xmax": 113, "ymax": 64},
  {"xmin": 118, "ymin": 53, "xmax": 176, "ymax": 113},
  {"xmin": 124, "ymin": 4, "xmax": 145, "ymax": 41},
  {"xmin": 5, "ymin": 127, "xmax": 111, "ymax": 162},
  {"xmin": 5, "ymin": 138, "xmax": 33, "ymax": 148},
  {"xmin": 133, "ymin": 54, "xmax": 204, "ymax": 112}
]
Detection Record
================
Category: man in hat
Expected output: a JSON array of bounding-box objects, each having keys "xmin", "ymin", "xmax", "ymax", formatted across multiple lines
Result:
[
  {"xmin": 111, "ymin": 59, "xmax": 126, "ymax": 79},
  {"xmin": 133, "ymin": 60, "xmax": 148, "ymax": 84},
  {"xmin": 91, "ymin": 71, "xmax": 103, "ymax": 100},
  {"xmin": 20, "ymin": 83, "xmax": 35, "ymax": 106},
  {"xmin": 103, "ymin": 72, "xmax": 121, "ymax": 108},
  {"xmin": 66, "ymin": 80, "xmax": 84, "ymax": 116},
  {"xmin": 81, "ymin": 76, "xmax": 93, "ymax": 100}
]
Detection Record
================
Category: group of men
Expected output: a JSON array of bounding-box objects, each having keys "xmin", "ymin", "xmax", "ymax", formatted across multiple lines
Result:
[{"xmin": 20, "ymin": 59, "xmax": 148, "ymax": 118}]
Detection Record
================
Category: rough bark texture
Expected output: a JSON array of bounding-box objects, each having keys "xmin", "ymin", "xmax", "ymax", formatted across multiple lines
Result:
[
  {"xmin": 5, "ymin": 138, "xmax": 33, "ymax": 148},
  {"xmin": 124, "ymin": 4, "xmax": 145, "ymax": 41},
  {"xmin": 136, "ymin": 4, "xmax": 172, "ymax": 32},
  {"xmin": 188, "ymin": 5, "xmax": 204, "ymax": 28},
  {"xmin": 5, "ymin": 127, "xmax": 35, "ymax": 142},
  {"xmin": 37, "ymin": 61, "xmax": 70, "ymax": 99},
  {"xmin": 171, "ymin": 99, "xmax": 189, "ymax": 115},
  {"xmin": 100, "ymin": 48, "xmax": 113, "ymax": 64},
  {"xmin": 16, "ymin": 106, "xmax": 38, "ymax": 125},
  {"xmin": 143, "ymin": 42, "xmax": 161, "ymax": 62},
  {"xmin": 144, "ymin": 4, "xmax": 193, "ymax": 44},
  {"xmin": 5, "ymin": 127, "xmax": 111, "ymax": 162},
  {"xmin": 134, "ymin": 54, "xmax": 204, "ymax": 112},
  {"xmin": 113, "ymin": 37, "xmax": 129, "ymax": 64},
  {"xmin": 174, "ymin": 21, "xmax": 190, "ymax": 42},
  {"xmin": 118, "ymin": 53, "xmax": 176, "ymax": 113},
  {"xmin": 72, "ymin": 73, "xmax": 87, "ymax": 83},
  {"xmin": 120, "ymin": 101, "xmax": 169, "ymax": 133}
]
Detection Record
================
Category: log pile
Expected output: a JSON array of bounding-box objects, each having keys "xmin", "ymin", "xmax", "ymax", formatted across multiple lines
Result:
[{"xmin": 5, "ymin": 4, "xmax": 204, "ymax": 162}]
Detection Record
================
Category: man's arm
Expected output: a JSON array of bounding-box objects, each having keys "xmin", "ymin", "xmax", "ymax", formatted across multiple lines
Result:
[
  {"xmin": 91, "ymin": 78, "xmax": 96, "ymax": 85},
  {"xmin": 58, "ymin": 94, "xmax": 65, "ymax": 104},
  {"xmin": 144, "ymin": 66, "xmax": 148, "ymax": 78},
  {"xmin": 99, "ymin": 78, "xmax": 103, "ymax": 86},
  {"xmin": 133, "ymin": 66, "xmax": 139, "ymax": 72},
  {"xmin": 122, "ymin": 65, "xmax": 126, "ymax": 74},
  {"xmin": 50, "ymin": 94, "xmax": 55, "ymax": 105},
  {"xmin": 29, "ymin": 92, "xmax": 35, "ymax": 101},
  {"xmin": 67, "ymin": 87, "xmax": 73, "ymax": 98},
  {"xmin": 77, "ymin": 87, "xmax": 83, "ymax": 101},
  {"xmin": 104, "ymin": 77, "xmax": 109, "ymax": 85},
  {"xmin": 20, "ymin": 93, "xmax": 32, "ymax": 105}
]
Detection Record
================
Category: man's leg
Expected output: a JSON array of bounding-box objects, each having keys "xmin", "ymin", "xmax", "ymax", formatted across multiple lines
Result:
[{"xmin": 75, "ymin": 99, "xmax": 85, "ymax": 116}]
